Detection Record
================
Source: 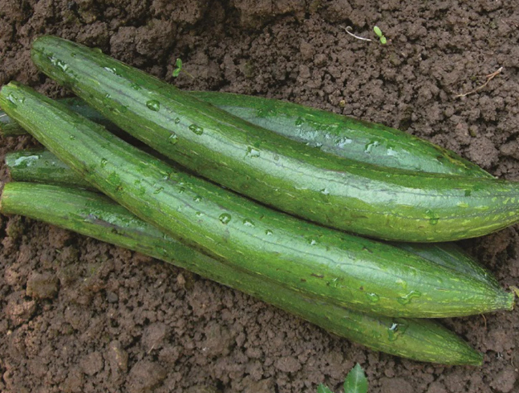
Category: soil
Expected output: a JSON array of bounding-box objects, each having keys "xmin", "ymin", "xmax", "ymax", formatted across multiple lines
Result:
[{"xmin": 1, "ymin": 1, "xmax": 519, "ymax": 392}]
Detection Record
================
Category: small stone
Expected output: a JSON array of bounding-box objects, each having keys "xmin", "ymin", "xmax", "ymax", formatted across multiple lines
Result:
[
  {"xmin": 274, "ymin": 356, "xmax": 301, "ymax": 373},
  {"xmin": 142, "ymin": 322, "xmax": 168, "ymax": 352},
  {"xmin": 80, "ymin": 351, "xmax": 104, "ymax": 376},
  {"xmin": 26, "ymin": 272, "xmax": 59, "ymax": 299},
  {"xmin": 127, "ymin": 360, "xmax": 167, "ymax": 393},
  {"xmin": 202, "ymin": 323, "xmax": 233, "ymax": 357},
  {"xmin": 108, "ymin": 340, "xmax": 128, "ymax": 377},
  {"xmin": 5, "ymin": 293, "xmax": 36, "ymax": 326}
]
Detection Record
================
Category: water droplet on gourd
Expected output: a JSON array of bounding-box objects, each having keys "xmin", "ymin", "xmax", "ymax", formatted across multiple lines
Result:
[
  {"xmin": 6, "ymin": 93, "xmax": 23, "ymax": 106},
  {"xmin": 246, "ymin": 147, "xmax": 260, "ymax": 158},
  {"xmin": 168, "ymin": 133, "xmax": 178, "ymax": 144},
  {"xmin": 195, "ymin": 211, "xmax": 203, "ymax": 217},
  {"xmin": 309, "ymin": 239, "xmax": 317, "ymax": 245},
  {"xmin": 265, "ymin": 229, "xmax": 273, "ymax": 236},
  {"xmin": 320, "ymin": 188, "xmax": 330, "ymax": 195},
  {"xmin": 295, "ymin": 117, "xmax": 305, "ymax": 126},
  {"xmin": 425, "ymin": 209, "xmax": 440, "ymax": 225},
  {"xmin": 364, "ymin": 141, "xmax": 379, "ymax": 154},
  {"xmin": 100, "ymin": 158, "xmax": 108, "ymax": 168},
  {"xmin": 366, "ymin": 293, "xmax": 380, "ymax": 303},
  {"xmin": 397, "ymin": 290, "xmax": 422, "ymax": 305},
  {"xmin": 174, "ymin": 117, "xmax": 181, "ymax": 124},
  {"xmin": 388, "ymin": 322, "xmax": 408, "ymax": 341},
  {"xmin": 189, "ymin": 124, "xmax": 204, "ymax": 135},
  {"xmin": 69, "ymin": 135, "xmax": 76, "ymax": 140},
  {"xmin": 243, "ymin": 219, "xmax": 255, "ymax": 227},
  {"xmin": 219, "ymin": 213, "xmax": 231, "ymax": 224},
  {"xmin": 146, "ymin": 100, "xmax": 160, "ymax": 111},
  {"xmin": 193, "ymin": 195, "xmax": 202, "ymax": 202}
]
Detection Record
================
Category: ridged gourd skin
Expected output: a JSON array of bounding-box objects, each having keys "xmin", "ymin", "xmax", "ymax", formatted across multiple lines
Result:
[
  {"xmin": 29, "ymin": 35, "xmax": 519, "ymax": 243},
  {"xmin": 0, "ymin": 82, "xmax": 514, "ymax": 318},
  {"xmin": 4, "ymin": 148, "xmax": 502, "ymax": 290},
  {"xmin": 188, "ymin": 91, "xmax": 492, "ymax": 178},
  {"xmin": 0, "ymin": 182, "xmax": 484, "ymax": 366},
  {"xmin": 0, "ymin": 94, "xmax": 493, "ymax": 180}
]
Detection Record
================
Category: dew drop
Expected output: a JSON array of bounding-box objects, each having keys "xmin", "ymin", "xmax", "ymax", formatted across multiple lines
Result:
[
  {"xmin": 168, "ymin": 133, "xmax": 179, "ymax": 144},
  {"xmin": 193, "ymin": 195, "xmax": 202, "ymax": 202},
  {"xmin": 174, "ymin": 117, "xmax": 181, "ymax": 124},
  {"xmin": 69, "ymin": 135, "xmax": 76, "ymax": 140},
  {"xmin": 189, "ymin": 124, "xmax": 204, "ymax": 135},
  {"xmin": 320, "ymin": 188, "xmax": 330, "ymax": 195},
  {"xmin": 100, "ymin": 158, "xmax": 108, "ymax": 168},
  {"xmin": 364, "ymin": 140, "xmax": 379, "ymax": 154},
  {"xmin": 219, "ymin": 213, "xmax": 232, "ymax": 224},
  {"xmin": 6, "ymin": 93, "xmax": 18, "ymax": 106},
  {"xmin": 246, "ymin": 146, "xmax": 260, "ymax": 158},
  {"xmin": 328, "ymin": 278, "xmax": 340, "ymax": 288},
  {"xmin": 146, "ymin": 100, "xmax": 160, "ymax": 111},
  {"xmin": 295, "ymin": 117, "xmax": 305, "ymax": 126},
  {"xmin": 397, "ymin": 290, "xmax": 422, "ymax": 305},
  {"xmin": 195, "ymin": 211, "xmax": 203, "ymax": 217},
  {"xmin": 425, "ymin": 209, "xmax": 439, "ymax": 226},
  {"xmin": 366, "ymin": 293, "xmax": 380, "ymax": 303},
  {"xmin": 243, "ymin": 219, "xmax": 255, "ymax": 227},
  {"xmin": 265, "ymin": 229, "xmax": 273, "ymax": 236},
  {"xmin": 388, "ymin": 321, "xmax": 408, "ymax": 342},
  {"xmin": 309, "ymin": 239, "xmax": 317, "ymax": 245}
]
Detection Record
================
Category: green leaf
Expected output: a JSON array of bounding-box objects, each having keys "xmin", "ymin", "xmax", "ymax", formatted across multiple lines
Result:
[
  {"xmin": 317, "ymin": 384, "xmax": 334, "ymax": 393},
  {"xmin": 343, "ymin": 364, "xmax": 368, "ymax": 393},
  {"xmin": 380, "ymin": 36, "xmax": 387, "ymax": 45},
  {"xmin": 373, "ymin": 26, "xmax": 383, "ymax": 38}
]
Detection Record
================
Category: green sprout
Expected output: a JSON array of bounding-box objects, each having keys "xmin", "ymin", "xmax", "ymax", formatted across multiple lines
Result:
[
  {"xmin": 317, "ymin": 363, "xmax": 368, "ymax": 393},
  {"xmin": 172, "ymin": 58, "xmax": 194, "ymax": 79},
  {"xmin": 373, "ymin": 26, "xmax": 387, "ymax": 44},
  {"xmin": 172, "ymin": 58, "xmax": 183, "ymax": 77}
]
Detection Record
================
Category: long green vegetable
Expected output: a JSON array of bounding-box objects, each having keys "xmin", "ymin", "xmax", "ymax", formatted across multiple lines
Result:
[
  {"xmin": 0, "ymin": 81, "xmax": 514, "ymax": 318},
  {"xmin": 0, "ymin": 182, "xmax": 484, "ymax": 366},
  {"xmin": 30, "ymin": 35, "xmax": 519, "ymax": 242},
  {"xmin": 0, "ymin": 94, "xmax": 492, "ymax": 179},
  {"xmin": 4, "ymin": 148, "xmax": 501, "ymax": 289}
]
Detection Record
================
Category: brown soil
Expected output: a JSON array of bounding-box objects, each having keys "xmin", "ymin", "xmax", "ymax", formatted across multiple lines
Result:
[{"xmin": 1, "ymin": 1, "xmax": 519, "ymax": 392}]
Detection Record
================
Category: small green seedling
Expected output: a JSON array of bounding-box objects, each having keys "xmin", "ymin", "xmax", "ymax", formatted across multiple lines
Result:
[
  {"xmin": 317, "ymin": 363, "xmax": 368, "ymax": 393},
  {"xmin": 172, "ymin": 58, "xmax": 194, "ymax": 79},
  {"xmin": 172, "ymin": 58, "xmax": 183, "ymax": 77},
  {"xmin": 373, "ymin": 26, "xmax": 387, "ymax": 44}
]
